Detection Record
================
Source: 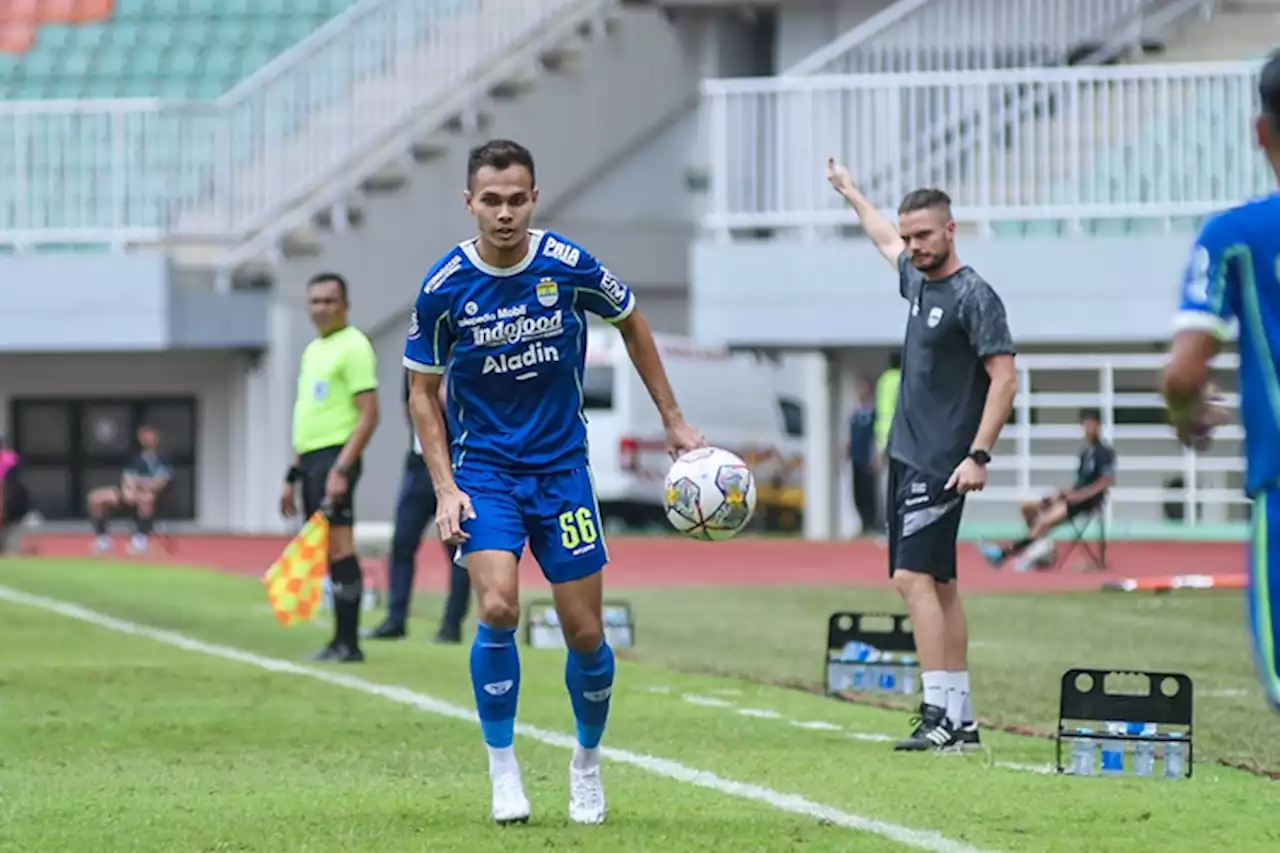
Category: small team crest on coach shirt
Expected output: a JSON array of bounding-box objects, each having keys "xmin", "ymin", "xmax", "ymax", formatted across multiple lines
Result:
[
  {"xmin": 536, "ymin": 277, "xmax": 559, "ymax": 308},
  {"xmin": 927, "ymin": 306, "xmax": 944, "ymax": 328}
]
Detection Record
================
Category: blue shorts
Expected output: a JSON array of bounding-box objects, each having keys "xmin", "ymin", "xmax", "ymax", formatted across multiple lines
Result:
[
  {"xmin": 455, "ymin": 465, "xmax": 608, "ymax": 584},
  {"xmin": 1248, "ymin": 490, "xmax": 1280, "ymax": 711}
]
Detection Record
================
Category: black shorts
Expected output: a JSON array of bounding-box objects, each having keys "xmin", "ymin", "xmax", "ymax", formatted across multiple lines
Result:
[
  {"xmin": 886, "ymin": 457, "xmax": 966, "ymax": 584},
  {"xmin": 1065, "ymin": 494, "xmax": 1105, "ymax": 521},
  {"xmin": 299, "ymin": 445, "xmax": 362, "ymax": 528}
]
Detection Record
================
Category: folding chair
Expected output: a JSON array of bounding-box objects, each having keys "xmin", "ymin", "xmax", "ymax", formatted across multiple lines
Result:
[{"xmin": 1051, "ymin": 497, "xmax": 1108, "ymax": 572}]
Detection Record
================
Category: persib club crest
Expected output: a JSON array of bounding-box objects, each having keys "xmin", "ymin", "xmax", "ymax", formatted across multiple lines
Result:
[{"xmin": 536, "ymin": 277, "xmax": 559, "ymax": 308}]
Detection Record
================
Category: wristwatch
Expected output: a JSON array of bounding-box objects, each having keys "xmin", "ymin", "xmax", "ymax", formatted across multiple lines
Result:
[{"xmin": 967, "ymin": 449, "xmax": 992, "ymax": 466}]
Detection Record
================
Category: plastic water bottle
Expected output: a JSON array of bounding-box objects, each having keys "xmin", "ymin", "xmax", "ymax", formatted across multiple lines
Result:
[
  {"xmin": 860, "ymin": 646, "xmax": 884, "ymax": 691},
  {"xmin": 1130, "ymin": 723, "xmax": 1157, "ymax": 777},
  {"xmin": 1164, "ymin": 735, "xmax": 1188, "ymax": 779},
  {"xmin": 877, "ymin": 653, "xmax": 898, "ymax": 692},
  {"xmin": 1100, "ymin": 722, "xmax": 1126, "ymax": 775},
  {"xmin": 898, "ymin": 655, "xmax": 920, "ymax": 696},
  {"xmin": 828, "ymin": 659, "xmax": 853, "ymax": 692},
  {"xmin": 841, "ymin": 642, "xmax": 877, "ymax": 690},
  {"xmin": 1069, "ymin": 728, "xmax": 1098, "ymax": 776}
]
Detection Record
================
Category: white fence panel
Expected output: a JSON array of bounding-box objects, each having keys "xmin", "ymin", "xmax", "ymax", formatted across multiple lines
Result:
[
  {"xmin": 703, "ymin": 61, "xmax": 1270, "ymax": 234},
  {"xmin": 788, "ymin": 0, "xmax": 1177, "ymax": 76},
  {"xmin": 0, "ymin": 0, "xmax": 597, "ymax": 252}
]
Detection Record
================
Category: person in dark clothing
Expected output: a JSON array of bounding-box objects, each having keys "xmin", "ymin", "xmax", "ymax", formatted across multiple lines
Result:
[
  {"xmin": 979, "ymin": 407, "xmax": 1116, "ymax": 571},
  {"xmin": 366, "ymin": 371, "xmax": 472, "ymax": 643},
  {"xmin": 0, "ymin": 433, "xmax": 29, "ymax": 554},
  {"xmin": 847, "ymin": 375, "xmax": 879, "ymax": 536}
]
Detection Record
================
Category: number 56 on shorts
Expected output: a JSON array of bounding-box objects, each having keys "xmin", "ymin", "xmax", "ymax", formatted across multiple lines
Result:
[{"xmin": 559, "ymin": 507, "xmax": 598, "ymax": 551}]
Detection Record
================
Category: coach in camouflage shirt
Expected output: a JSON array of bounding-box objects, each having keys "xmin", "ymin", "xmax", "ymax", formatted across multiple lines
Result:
[{"xmin": 826, "ymin": 161, "xmax": 1018, "ymax": 754}]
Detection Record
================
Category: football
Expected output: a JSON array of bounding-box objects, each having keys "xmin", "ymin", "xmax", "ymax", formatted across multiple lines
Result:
[{"xmin": 662, "ymin": 447, "xmax": 757, "ymax": 541}]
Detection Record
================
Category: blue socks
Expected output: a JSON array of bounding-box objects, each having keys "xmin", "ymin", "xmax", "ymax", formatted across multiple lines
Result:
[
  {"xmin": 470, "ymin": 624, "xmax": 615, "ymax": 753},
  {"xmin": 470, "ymin": 622, "xmax": 520, "ymax": 748},
  {"xmin": 565, "ymin": 639, "xmax": 615, "ymax": 750}
]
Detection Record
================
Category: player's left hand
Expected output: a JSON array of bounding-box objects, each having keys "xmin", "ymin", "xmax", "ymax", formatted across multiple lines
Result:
[
  {"xmin": 946, "ymin": 457, "xmax": 987, "ymax": 494},
  {"xmin": 665, "ymin": 419, "xmax": 708, "ymax": 460},
  {"xmin": 324, "ymin": 468, "xmax": 349, "ymax": 505}
]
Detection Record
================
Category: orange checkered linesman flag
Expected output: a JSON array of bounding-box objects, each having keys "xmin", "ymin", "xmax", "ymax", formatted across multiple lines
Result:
[{"xmin": 262, "ymin": 511, "xmax": 330, "ymax": 626}]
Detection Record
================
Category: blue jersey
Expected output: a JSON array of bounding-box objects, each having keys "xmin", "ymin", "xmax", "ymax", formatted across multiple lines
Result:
[
  {"xmin": 1176, "ymin": 192, "xmax": 1280, "ymax": 497},
  {"xmin": 403, "ymin": 229, "xmax": 635, "ymax": 474}
]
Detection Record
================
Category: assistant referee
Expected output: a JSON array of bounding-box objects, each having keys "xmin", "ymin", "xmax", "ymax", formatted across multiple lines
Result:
[{"xmin": 283, "ymin": 272, "xmax": 381, "ymax": 663}]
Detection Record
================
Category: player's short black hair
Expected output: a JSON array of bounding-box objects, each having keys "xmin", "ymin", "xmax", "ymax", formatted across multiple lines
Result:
[
  {"xmin": 466, "ymin": 139, "xmax": 536, "ymax": 188},
  {"xmin": 1260, "ymin": 49, "xmax": 1280, "ymax": 131},
  {"xmin": 898, "ymin": 188, "xmax": 952, "ymax": 218},
  {"xmin": 1079, "ymin": 407, "xmax": 1102, "ymax": 423},
  {"xmin": 307, "ymin": 272, "xmax": 348, "ymax": 302}
]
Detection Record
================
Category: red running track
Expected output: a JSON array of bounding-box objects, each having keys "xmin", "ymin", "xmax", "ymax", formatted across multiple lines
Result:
[{"xmin": 16, "ymin": 533, "xmax": 1247, "ymax": 594}]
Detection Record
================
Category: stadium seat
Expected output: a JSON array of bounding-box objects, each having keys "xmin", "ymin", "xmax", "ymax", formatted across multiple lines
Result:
[{"xmin": 0, "ymin": 0, "xmax": 360, "ymax": 97}]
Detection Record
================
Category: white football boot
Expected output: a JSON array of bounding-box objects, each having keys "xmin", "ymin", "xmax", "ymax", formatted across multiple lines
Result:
[
  {"xmin": 568, "ymin": 748, "xmax": 607, "ymax": 825},
  {"xmin": 488, "ymin": 748, "xmax": 530, "ymax": 825}
]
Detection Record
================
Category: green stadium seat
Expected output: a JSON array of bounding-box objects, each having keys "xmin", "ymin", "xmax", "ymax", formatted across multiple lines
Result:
[
  {"xmin": 1, "ymin": 0, "xmax": 476, "ymax": 245},
  {"xmin": 1, "ymin": 0, "xmax": 367, "ymax": 101}
]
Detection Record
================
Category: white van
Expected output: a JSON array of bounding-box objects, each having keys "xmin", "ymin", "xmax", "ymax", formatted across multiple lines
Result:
[{"xmin": 581, "ymin": 326, "xmax": 805, "ymax": 531}]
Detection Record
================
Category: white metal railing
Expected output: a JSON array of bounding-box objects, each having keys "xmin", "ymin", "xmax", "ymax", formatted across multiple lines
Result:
[
  {"xmin": 0, "ymin": 0, "xmax": 599, "ymax": 252},
  {"xmin": 787, "ymin": 0, "xmax": 1177, "ymax": 76},
  {"xmin": 702, "ymin": 61, "xmax": 1272, "ymax": 233},
  {"xmin": 963, "ymin": 353, "xmax": 1247, "ymax": 528}
]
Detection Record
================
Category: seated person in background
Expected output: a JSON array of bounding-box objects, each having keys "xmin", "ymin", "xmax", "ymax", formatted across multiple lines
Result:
[
  {"xmin": 0, "ymin": 434, "xmax": 29, "ymax": 553},
  {"xmin": 87, "ymin": 424, "xmax": 170, "ymax": 555},
  {"xmin": 980, "ymin": 407, "xmax": 1116, "ymax": 572}
]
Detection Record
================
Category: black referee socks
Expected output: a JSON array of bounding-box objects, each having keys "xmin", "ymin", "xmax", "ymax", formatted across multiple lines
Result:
[{"xmin": 329, "ymin": 554, "xmax": 364, "ymax": 648}]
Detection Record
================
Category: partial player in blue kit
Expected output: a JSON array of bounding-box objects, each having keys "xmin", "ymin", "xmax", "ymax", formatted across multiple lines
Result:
[
  {"xmin": 1163, "ymin": 48, "xmax": 1280, "ymax": 714},
  {"xmin": 403, "ymin": 139, "xmax": 706, "ymax": 825}
]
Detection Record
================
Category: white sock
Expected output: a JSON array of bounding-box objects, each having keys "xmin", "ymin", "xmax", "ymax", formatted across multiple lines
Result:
[
  {"xmin": 572, "ymin": 745, "xmax": 600, "ymax": 769},
  {"xmin": 487, "ymin": 745, "xmax": 518, "ymax": 777},
  {"xmin": 922, "ymin": 671, "xmax": 947, "ymax": 709},
  {"xmin": 958, "ymin": 672, "xmax": 974, "ymax": 723},
  {"xmin": 944, "ymin": 672, "xmax": 969, "ymax": 727}
]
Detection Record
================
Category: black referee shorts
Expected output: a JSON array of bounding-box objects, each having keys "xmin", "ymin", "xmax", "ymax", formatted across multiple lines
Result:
[
  {"xmin": 886, "ymin": 457, "xmax": 965, "ymax": 584},
  {"xmin": 299, "ymin": 445, "xmax": 363, "ymax": 528}
]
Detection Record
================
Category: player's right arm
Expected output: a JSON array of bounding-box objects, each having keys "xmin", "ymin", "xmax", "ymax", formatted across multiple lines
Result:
[
  {"xmin": 1162, "ymin": 214, "xmax": 1239, "ymax": 447},
  {"xmin": 403, "ymin": 270, "xmax": 472, "ymax": 544},
  {"xmin": 826, "ymin": 157, "xmax": 905, "ymax": 269}
]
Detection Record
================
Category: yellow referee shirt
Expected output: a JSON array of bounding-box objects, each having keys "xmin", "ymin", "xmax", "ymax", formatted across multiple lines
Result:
[
  {"xmin": 292, "ymin": 325, "xmax": 379, "ymax": 455},
  {"xmin": 874, "ymin": 367, "xmax": 900, "ymax": 454}
]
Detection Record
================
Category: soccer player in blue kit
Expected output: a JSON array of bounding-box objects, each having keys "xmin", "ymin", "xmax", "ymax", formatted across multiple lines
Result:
[
  {"xmin": 403, "ymin": 139, "xmax": 706, "ymax": 825},
  {"xmin": 1163, "ymin": 49, "xmax": 1280, "ymax": 714}
]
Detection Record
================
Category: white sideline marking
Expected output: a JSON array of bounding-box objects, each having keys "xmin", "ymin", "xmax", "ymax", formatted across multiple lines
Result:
[
  {"xmin": 663, "ymin": 688, "xmax": 1055, "ymax": 776},
  {"xmin": 792, "ymin": 720, "xmax": 843, "ymax": 731},
  {"xmin": 849, "ymin": 732, "xmax": 896, "ymax": 743},
  {"xmin": 0, "ymin": 585, "xmax": 998, "ymax": 853},
  {"xmin": 735, "ymin": 708, "xmax": 783, "ymax": 719},
  {"xmin": 996, "ymin": 762, "xmax": 1055, "ymax": 775}
]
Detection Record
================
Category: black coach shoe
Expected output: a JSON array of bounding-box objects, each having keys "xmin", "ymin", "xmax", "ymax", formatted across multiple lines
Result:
[
  {"xmin": 311, "ymin": 642, "xmax": 366, "ymax": 663},
  {"xmin": 364, "ymin": 620, "xmax": 407, "ymax": 640},
  {"xmin": 432, "ymin": 625, "xmax": 463, "ymax": 645},
  {"xmin": 953, "ymin": 721, "xmax": 982, "ymax": 751},
  {"xmin": 894, "ymin": 704, "xmax": 955, "ymax": 751}
]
